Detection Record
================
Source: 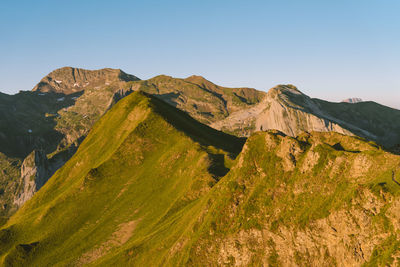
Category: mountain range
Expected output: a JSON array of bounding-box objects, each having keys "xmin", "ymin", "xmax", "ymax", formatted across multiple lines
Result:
[{"xmin": 0, "ymin": 67, "xmax": 399, "ymax": 266}]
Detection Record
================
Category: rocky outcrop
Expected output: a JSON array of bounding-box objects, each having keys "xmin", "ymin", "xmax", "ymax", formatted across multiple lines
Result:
[
  {"xmin": 13, "ymin": 150, "xmax": 50, "ymax": 207},
  {"xmin": 254, "ymin": 85, "xmax": 360, "ymax": 137}
]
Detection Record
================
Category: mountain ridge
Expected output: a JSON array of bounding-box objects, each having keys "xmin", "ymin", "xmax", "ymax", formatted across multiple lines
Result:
[
  {"xmin": 1, "ymin": 91, "xmax": 400, "ymax": 265},
  {"xmin": 0, "ymin": 66, "xmax": 399, "ymax": 219}
]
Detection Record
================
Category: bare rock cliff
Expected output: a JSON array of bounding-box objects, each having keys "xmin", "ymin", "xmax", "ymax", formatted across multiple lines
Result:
[
  {"xmin": 14, "ymin": 150, "xmax": 50, "ymax": 207},
  {"xmin": 255, "ymin": 85, "xmax": 355, "ymax": 136}
]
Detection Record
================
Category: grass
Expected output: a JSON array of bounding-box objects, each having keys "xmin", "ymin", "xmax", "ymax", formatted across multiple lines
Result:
[
  {"xmin": 0, "ymin": 91, "xmax": 243, "ymax": 266},
  {"xmin": 0, "ymin": 154, "xmax": 21, "ymax": 217},
  {"xmin": 363, "ymin": 235, "xmax": 400, "ymax": 267},
  {"xmin": 2, "ymin": 91, "xmax": 400, "ymax": 266}
]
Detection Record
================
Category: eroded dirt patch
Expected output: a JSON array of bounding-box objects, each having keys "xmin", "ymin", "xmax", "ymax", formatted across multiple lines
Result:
[{"xmin": 77, "ymin": 219, "xmax": 140, "ymax": 265}]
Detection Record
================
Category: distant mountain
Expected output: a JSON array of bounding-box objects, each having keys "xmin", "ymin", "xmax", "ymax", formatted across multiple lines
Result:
[
  {"xmin": 212, "ymin": 85, "xmax": 400, "ymax": 148},
  {"xmin": 342, "ymin": 98, "xmax": 363, "ymax": 103},
  {"xmin": 1, "ymin": 91, "xmax": 400, "ymax": 265},
  {"xmin": 133, "ymin": 74, "xmax": 265, "ymax": 125},
  {"xmin": 32, "ymin": 67, "xmax": 139, "ymax": 94}
]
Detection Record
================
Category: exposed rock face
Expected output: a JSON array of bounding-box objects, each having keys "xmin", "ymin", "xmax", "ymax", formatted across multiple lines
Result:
[
  {"xmin": 211, "ymin": 85, "xmax": 359, "ymax": 137},
  {"xmin": 255, "ymin": 86, "xmax": 354, "ymax": 137},
  {"xmin": 14, "ymin": 150, "xmax": 50, "ymax": 207},
  {"xmin": 212, "ymin": 84, "xmax": 400, "ymax": 148},
  {"xmin": 32, "ymin": 67, "xmax": 139, "ymax": 94}
]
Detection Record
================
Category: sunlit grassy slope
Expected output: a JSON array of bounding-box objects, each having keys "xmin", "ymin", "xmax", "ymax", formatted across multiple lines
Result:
[
  {"xmin": 2, "ymin": 91, "xmax": 400, "ymax": 266},
  {"xmin": 0, "ymin": 91, "xmax": 243, "ymax": 266},
  {"xmin": 177, "ymin": 131, "xmax": 400, "ymax": 266}
]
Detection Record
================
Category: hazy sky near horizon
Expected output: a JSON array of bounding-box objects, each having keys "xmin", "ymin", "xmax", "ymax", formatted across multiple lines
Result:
[{"xmin": 0, "ymin": 0, "xmax": 399, "ymax": 108}]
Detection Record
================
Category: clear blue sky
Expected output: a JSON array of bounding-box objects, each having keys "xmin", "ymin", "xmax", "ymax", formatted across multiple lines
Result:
[{"xmin": 1, "ymin": 0, "xmax": 399, "ymax": 108}]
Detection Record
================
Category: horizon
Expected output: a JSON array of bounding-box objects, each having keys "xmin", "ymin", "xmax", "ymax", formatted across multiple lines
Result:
[{"xmin": 1, "ymin": 0, "xmax": 399, "ymax": 108}]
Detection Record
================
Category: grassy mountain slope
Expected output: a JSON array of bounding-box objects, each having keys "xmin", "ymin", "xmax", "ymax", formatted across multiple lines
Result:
[
  {"xmin": 2, "ymin": 91, "xmax": 400, "ymax": 266},
  {"xmin": 0, "ymin": 91, "xmax": 243, "ymax": 266},
  {"xmin": 172, "ymin": 131, "xmax": 400, "ymax": 266}
]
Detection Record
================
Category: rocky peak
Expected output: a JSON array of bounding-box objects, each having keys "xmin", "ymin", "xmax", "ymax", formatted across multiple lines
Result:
[
  {"xmin": 32, "ymin": 67, "xmax": 140, "ymax": 94},
  {"xmin": 184, "ymin": 75, "xmax": 219, "ymax": 91}
]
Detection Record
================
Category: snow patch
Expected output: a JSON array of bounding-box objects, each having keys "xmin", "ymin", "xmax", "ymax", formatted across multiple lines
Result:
[{"xmin": 55, "ymin": 80, "xmax": 62, "ymax": 84}]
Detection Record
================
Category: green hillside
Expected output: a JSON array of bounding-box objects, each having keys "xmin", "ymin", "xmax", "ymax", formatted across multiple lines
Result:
[
  {"xmin": 0, "ymin": 91, "xmax": 243, "ymax": 266},
  {"xmin": 2, "ymin": 91, "xmax": 400, "ymax": 266},
  {"xmin": 176, "ymin": 131, "xmax": 400, "ymax": 266}
]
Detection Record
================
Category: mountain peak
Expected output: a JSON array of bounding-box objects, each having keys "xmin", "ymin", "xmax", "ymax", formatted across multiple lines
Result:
[
  {"xmin": 184, "ymin": 75, "xmax": 219, "ymax": 90},
  {"xmin": 267, "ymin": 84, "xmax": 303, "ymax": 96},
  {"xmin": 32, "ymin": 67, "xmax": 140, "ymax": 94},
  {"xmin": 184, "ymin": 75, "xmax": 209, "ymax": 82}
]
